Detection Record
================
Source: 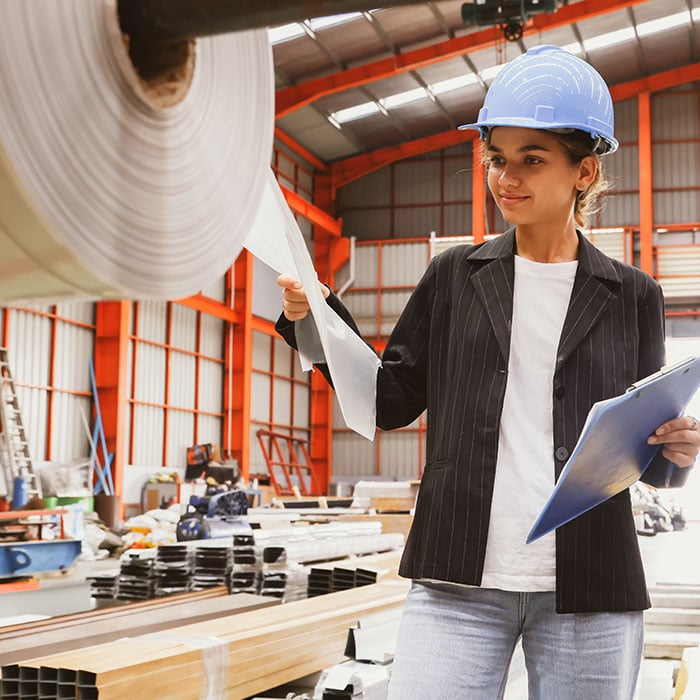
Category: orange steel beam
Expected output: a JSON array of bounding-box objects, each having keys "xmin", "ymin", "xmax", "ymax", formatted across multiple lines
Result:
[
  {"xmin": 275, "ymin": 0, "xmax": 649, "ymax": 117},
  {"xmin": 94, "ymin": 301, "xmax": 130, "ymax": 519},
  {"xmin": 275, "ymin": 127, "xmax": 326, "ymax": 172},
  {"xmin": 331, "ymin": 61, "xmax": 700, "ymax": 192},
  {"xmin": 331, "ymin": 129, "xmax": 477, "ymax": 191},
  {"xmin": 251, "ymin": 316, "xmax": 277, "ymax": 335},
  {"xmin": 610, "ymin": 63, "xmax": 700, "ymax": 101},
  {"xmin": 177, "ymin": 293, "xmax": 239, "ymax": 323},
  {"xmin": 281, "ymin": 184, "xmax": 343, "ymax": 236},
  {"xmin": 638, "ymin": 91, "xmax": 654, "ymax": 276},
  {"xmin": 230, "ymin": 250, "xmax": 254, "ymax": 480},
  {"xmin": 472, "ymin": 147, "xmax": 486, "ymax": 243}
]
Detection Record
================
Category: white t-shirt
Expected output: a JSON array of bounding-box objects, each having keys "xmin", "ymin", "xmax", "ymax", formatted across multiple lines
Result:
[{"xmin": 480, "ymin": 255, "xmax": 578, "ymax": 591}]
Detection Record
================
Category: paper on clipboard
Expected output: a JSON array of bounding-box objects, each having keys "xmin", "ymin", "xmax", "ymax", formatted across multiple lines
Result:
[{"xmin": 527, "ymin": 356, "xmax": 700, "ymax": 543}]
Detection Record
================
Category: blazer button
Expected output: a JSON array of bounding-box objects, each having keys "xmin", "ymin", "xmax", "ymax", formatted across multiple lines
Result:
[
  {"xmin": 555, "ymin": 446, "xmax": 569, "ymax": 461},
  {"xmin": 554, "ymin": 385, "xmax": 565, "ymax": 399}
]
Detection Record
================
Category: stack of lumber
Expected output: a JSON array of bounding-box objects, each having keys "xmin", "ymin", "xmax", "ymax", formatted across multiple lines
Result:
[
  {"xmin": 1, "ymin": 580, "xmax": 410, "ymax": 700},
  {"xmin": 645, "ymin": 583, "xmax": 700, "ymax": 659},
  {"xmin": 0, "ymin": 588, "xmax": 275, "ymax": 666}
]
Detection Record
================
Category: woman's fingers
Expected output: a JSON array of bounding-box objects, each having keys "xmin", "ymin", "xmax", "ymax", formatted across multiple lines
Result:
[{"xmin": 277, "ymin": 275, "xmax": 330, "ymax": 321}]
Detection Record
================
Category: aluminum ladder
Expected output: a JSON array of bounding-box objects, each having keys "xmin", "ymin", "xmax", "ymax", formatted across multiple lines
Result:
[{"xmin": 0, "ymin": 347, "xmax": 41, "ymax": 501}]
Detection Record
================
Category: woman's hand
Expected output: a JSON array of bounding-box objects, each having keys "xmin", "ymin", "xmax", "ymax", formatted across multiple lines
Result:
[
  {"xmin": 277, "ymin": 274, "xmax": 329, "ymax": 321},
  {"xmin": 647, "ymin": 415, "xmax": 700, "ymax": 468}
]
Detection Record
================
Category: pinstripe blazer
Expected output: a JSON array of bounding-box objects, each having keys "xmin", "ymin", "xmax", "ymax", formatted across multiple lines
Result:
[{"xmin": 276, "ymin": 228, "xmax": 690, "ymax": 613}]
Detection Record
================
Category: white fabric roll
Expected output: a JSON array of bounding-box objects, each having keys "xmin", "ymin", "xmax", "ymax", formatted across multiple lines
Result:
[{"xmin": 0, "ymin": 0, "xmax": 273, "ymax": 301}]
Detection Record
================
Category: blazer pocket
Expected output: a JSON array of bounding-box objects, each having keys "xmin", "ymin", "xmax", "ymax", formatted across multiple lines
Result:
[{"xmin": 423, "ymin": 459, "xmax": 448, "ymax": 474}]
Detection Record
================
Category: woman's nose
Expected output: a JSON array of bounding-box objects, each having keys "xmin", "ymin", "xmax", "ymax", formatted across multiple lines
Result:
[{"xmin": 499, "ymin": 163, "xmax": 520, "ymax": 185}]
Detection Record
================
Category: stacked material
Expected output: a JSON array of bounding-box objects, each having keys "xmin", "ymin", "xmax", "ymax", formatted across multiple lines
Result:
[
  {"xmin": 260, "ymin": 565, "xmax": 309, "ymax": 602},
  {"xmin": 191, "ymin": 544, "xmax": 232, "ymax": 590},
  {"xmin": 116, "ymin": 555, "xmax": 157, "ymax": 601},
  {"xmin": 1, "ymin": 580, "xmax": 410, "ymax": 700},
  {"xmin": 0, "ymin": 589, "xmax": 270, "ymax": 667},
  {"xmin": 154, "ymin": 543, "xmax": 193, "ymax": 596},
  {"xmin": 645, "ymin": 583, "xmax": 700, "ymax": 659},
  {"xmin": 308, "ymin": 551, "xmax": 402, "ymax": 598}
]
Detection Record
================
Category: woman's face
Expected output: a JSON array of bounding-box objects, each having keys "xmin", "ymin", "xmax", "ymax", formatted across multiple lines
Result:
[{"xmin": 485, "ymin": 127, "xmax": 595, "ymax": 229}]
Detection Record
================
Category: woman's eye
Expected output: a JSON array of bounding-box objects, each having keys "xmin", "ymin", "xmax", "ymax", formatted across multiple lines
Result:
[
  {"xmin": 525, "ymin": 157, "xmax": 543, "ymax": 165},
  {"xmin": 489, "ymin": 157, "xmax": 505, "ymax": 166}
]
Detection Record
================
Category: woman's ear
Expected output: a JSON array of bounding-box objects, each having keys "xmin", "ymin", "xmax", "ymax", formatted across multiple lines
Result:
[{"xmin": 576, "ymin": 155, "xmax": 598, "ymax": 191}]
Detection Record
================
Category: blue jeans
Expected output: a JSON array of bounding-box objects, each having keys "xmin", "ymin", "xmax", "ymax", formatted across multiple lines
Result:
[{"xmin": 388, "ymin": 582, "xmax": 643, "ymax": 700}]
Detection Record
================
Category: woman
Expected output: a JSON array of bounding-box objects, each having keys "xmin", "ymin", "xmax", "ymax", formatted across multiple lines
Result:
[{"xmin": 276, "ymin": 45, "xmax": 700, "ymax": 699}]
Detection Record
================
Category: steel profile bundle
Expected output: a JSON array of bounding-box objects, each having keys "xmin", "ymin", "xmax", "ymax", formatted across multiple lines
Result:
[{"xmin": 1, "ymin": 579, "xmax": 409, "ymax": 700}]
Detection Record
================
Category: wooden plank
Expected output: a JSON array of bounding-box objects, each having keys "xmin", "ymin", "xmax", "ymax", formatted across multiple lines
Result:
[
  {"xmin": 0, "ymin": 592, "xmax": 276, "ymax": 665},
  {"xmin": 12, "ymin": 581, "xmax": 409, "ymax": 697}
]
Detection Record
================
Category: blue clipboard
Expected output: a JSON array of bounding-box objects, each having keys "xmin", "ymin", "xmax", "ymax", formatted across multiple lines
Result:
[{"xmin": 527, "ymin": 356, "xmax": 700, "ymax": 543}]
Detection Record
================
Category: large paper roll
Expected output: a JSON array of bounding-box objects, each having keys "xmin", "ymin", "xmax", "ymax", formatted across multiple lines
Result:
[{"xmin": 0, "ymin": 0, "xmax": 274, "ymax": 301}]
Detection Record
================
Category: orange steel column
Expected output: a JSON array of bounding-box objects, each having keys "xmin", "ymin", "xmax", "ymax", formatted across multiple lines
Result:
[
  {"xmin": 472, "ymin": 145, "xmax": 486, "ymax": 243},
  {"xmin": 638, "ymin": 91, "xmax": 654, "ymax": 276},
  {"xmin": 230, "ymin": 250, "xmax": 254, "ymax": 481},
  {"xmin": 308, "ymin": 173, "xmax": 347, "ymax": 494},
  {"xmin": 93, "ymin": 301, "xmax": 130, "ymax": 516}
]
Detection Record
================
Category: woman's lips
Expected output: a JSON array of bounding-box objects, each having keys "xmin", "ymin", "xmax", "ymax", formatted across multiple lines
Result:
[{"xmin": 499, "ymin": 193, "xmax": 529, "ymax": 206}]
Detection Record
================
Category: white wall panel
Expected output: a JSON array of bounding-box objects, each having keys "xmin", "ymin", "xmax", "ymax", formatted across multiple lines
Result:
[
  {"xmin": 338, "ymin": 169, "xmax": 391, "ymax": 208},
  {"xmin": 354, "ymin": 247, "xmax": 379, "ymax": 286},
  {"xmin": 131, "ymin": 405, "xmax": 164, "ymax": 466},
  {"xmin": 252, "ymin": 331, "xmax": 271, "ymax": 371},
  {"xmin": 170, "ymin": 305, "xmax": 197, "ymax": 352},
  {"xmin": 169, "ymin": 352, "xmax": 196, "ymax": 410},
  {"xmin": 198, "ymin": 414, "xmax": 223, "ymax": 447},
  {"xmin": 655, "ymin": 190, "xmax": 700, "ymax": 225},
  {"xmin": 137, "ymin": 301, "xmax": 167, "ymax": 343},
  {"xmin": 653, "ymin": 143, "xmax": 700, "ymax": 189},
  {"xmin": 200, "ymin": 315, "xmax": 224, "ymax": 357},
  {"xmin": 294, "ymin": 386, "xmax": 310, "ymax": 427},
  {"xmin": 395, "ymin": 160, "xmax": 441, "ymax": 204},
  {"xmin": 167, "ymin": 410, "xmax": 194, "ymax": 469},
  {"xmin": 55, "ymin": 302, "xmax": 94, "ymax": 325},
  {"xmin": 273, "ymin": 378, "xmax": 292, "ymax": 427},
  {"xmin": 273, "ymin": 337, "xmax": 292, "ymax": 376},
  {"xmin": 50, "ymin": 394, "xmax": 91, "ymax": 464},
  {"xmin": 614, "ymin": 99, "xmax": 638, "ymax": 143},
  {"xmin": 599, "ymin": 193, "xmax": 639, "ymax": 227},
  {"xmin": 444, "ymin": 204, "xmax": 471, "ymax": 236},
  {"xmin": 249, "ymin": 423, "xmax": 267, "ymax": 474},
  {"xmin": 652, "ymin": 92, "xmax": 698, "ymax": 140},
  {"xmin": 605, "ymin": 144, "xmax": 639, "ymax": 192},
  {"xmin": 198, "ymin": 359, "xmax": 223, "ymax": 414},
  {"xmin": 379, "ymin": 431, "xmax": 421, "ymax": 479},
  {"xmin": 251, "ymin": 371, "xmax": 271, "ymax": 423},
  {"xmin": 342, "ymin": 208, "xmax": 392, "ymax": 240},
  {"xmin": 393, "ymin": 206, "xmax": 443, "ymax": 238},
  {"xmin": 331, "ymin": 432, "xmax": 376, "ymax": 478},
  {"xmin": 382, "ymin": 243, "xmax": 427, "ymax": 286},
  {"xmin": 134, "ymin": 343, "xmax": 166, "ymax": 403},
  {"xmin": 444, "ymin": 158, "xmax": 472, "ymax": 202}
]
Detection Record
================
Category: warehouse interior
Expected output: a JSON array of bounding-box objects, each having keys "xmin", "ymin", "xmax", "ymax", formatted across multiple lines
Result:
[{"xmin": 1, "ymin": 0, "xmax": 700, "ymax": 698}]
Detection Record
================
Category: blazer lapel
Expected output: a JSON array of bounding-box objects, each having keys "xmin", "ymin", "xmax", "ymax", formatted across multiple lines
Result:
[
  {"xmin": 469, "ymin": 230, "xmax": 516, "ymax": 364},
  {"xmin": 556, "ymin": 233, "xmax": 621, "ymax": 368}
]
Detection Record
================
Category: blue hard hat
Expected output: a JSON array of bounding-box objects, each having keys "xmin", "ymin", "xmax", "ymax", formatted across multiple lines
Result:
[{"xmin": 459, "ymin": 45, "xmax": 618, "ymax": 155}]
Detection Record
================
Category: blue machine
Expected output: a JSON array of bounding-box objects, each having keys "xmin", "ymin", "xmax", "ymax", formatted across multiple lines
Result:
[
  {"xmin": 176, "ymin": 489, "xmax": 252, "ymax": 541},
  {"xmin": 0, "ymin": 539, "xmax": 82, "ymax": 578}
]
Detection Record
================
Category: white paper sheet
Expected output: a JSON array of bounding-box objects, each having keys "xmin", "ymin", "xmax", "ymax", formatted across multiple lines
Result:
[{"xmin": 244, "ymin": 170, "xmax": 380, "ymax": 440}]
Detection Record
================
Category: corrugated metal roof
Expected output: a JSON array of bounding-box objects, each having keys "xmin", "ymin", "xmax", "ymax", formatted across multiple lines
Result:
[{"xmin": 272, "ymin": 0, "xmax": 700, "ymax": 163}]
